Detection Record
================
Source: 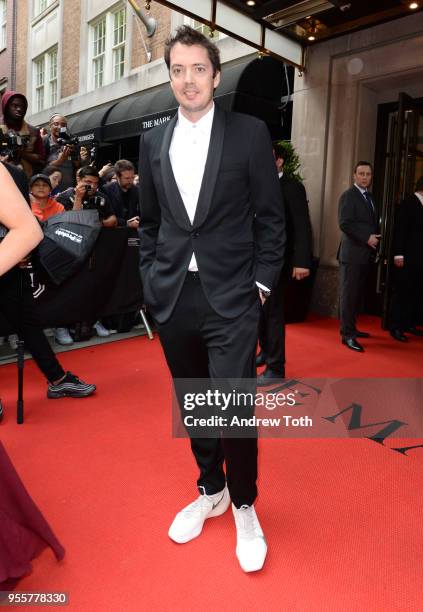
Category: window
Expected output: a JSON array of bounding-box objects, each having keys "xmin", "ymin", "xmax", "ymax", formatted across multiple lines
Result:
[
  {"xmin": 89, "ymin": 6, "xmax": 127, "ymax": 90},
  {"xmin": 112, "ymin": 8, "xmax": 126, "ymax": 81},
  {"xmin": 33, "ymin": 46, "xmax": 58, "ymax": 112},
  {"xmin": 48, "ymin": 47, "xmax": 57, "ymax": 107},
  {"xmin": 183, "ymin": 18, "xmax": 223, "ymax": 41},
  {"xmin": 0, "ymin": 0, "xmax": 6, "ymax": 50},
  {"xmin": 34, "ymin": 0, "xmax": 55, "ymax": 18},
  {"xmin": 93, "ymin": 18, "xmax": 106, "ymax": 88}
]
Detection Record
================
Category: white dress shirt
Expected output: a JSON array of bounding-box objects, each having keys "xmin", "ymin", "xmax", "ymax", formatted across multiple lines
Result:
[{"xmin": 169, "ymin": 105, "xmax": 214, "ymax": 271}]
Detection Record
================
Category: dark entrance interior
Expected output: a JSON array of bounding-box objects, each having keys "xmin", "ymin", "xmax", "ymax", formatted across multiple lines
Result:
[{"xmin": 366, "ymin": 92, "xmax": 423, "ymax": 325}]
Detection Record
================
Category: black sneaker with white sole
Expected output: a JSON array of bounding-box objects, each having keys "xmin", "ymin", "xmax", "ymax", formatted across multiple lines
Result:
[{"xmin": 47, "ymin": 372, "xmax": 96, "ymax": 399}]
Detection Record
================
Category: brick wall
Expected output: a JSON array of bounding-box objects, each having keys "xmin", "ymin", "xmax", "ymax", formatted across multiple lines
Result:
[
  {"xmin": 131, "ymin": 2, "xmax": 171, "ymax": 70},
  {"xmin": 15, "ymin": 0, "xmax": 28, "ymax": 95},
  {"xmin": 61, "ymin": 0, "xmax": 81, "ymax": 98}
]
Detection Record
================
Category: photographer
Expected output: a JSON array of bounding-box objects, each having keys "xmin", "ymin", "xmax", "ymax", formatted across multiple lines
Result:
[
  {"xmin": 56, "ymin": 166, "xmax": 117, "ymax": 227},
  {"xmin": 0, "ymin": 91, "xmax": 45, "ymax": 177},
  {"xmin": 43, "ymin": 114, "xmax": 81, "ymax": 191},
  {"xmin": 0, "ymin": 162, "xmax": 96, "ymax": 398}
]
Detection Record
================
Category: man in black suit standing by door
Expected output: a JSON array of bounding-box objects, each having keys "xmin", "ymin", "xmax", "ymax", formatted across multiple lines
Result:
[
  {"xmin": 139, "ymin": 26, "xmax": 285, "ymax": 572},
  {"xmin": 389, "ymin": 175, "xmax": 423, "ymax": 341},
  {"xmin": 338, "ymin": 161, "xmax": 380, "ymax": 352},
  {"xmin": 257, "ymin": 143, "xmax": 313, "ymax": 384}
]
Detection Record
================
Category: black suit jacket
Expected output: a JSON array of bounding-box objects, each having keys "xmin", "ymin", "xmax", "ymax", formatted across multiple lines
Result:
[
  {"xmin": 338, "ymin": 185, "xmax": 379, "ymax": 264},
  {"xmin": 139, "ymin": 105, "xmax": 286, "ymax": 324},
  {"xmin": 393, "ymin": 194, "xmax": 423, "ymax": 267},
  {"xmin": 280, "ymin": 174, "xmax": 312, "ymax": 271}
]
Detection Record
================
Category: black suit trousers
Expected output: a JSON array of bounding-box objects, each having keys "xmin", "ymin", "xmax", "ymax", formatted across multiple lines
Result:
[
  {"xmin": 389, "ymin": 265, "xmax": 423, "ymax": 331},
  {"xmin": 258, "ymin": 271, "xmax": 286, "ymax": 373},
  {"xmin": 156, "ymin": 272, "xmax": 260, "ymax": 508},
  {"xmin": 339, "ymin": 261, "xmax": 370, "ymax": 338}
]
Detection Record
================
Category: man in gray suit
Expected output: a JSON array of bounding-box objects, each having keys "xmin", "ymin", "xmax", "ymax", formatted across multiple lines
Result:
[{"xmin": 338, "ymin": 161, "xmax": 380, "ymax": 352}]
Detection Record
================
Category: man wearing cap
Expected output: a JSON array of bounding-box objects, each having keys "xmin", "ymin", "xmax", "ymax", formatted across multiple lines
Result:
[
  {"xmin": 0, "ymin": 91, "xmax": 45, "ymax": 177},
  {"xmin": 30, "ymin": 174, "xmax": 65, "ymax": 222}
]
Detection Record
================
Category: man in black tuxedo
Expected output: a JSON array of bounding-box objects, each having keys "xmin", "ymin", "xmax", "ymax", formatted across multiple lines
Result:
[
  {"xmin": 389, "ymin": 175, "xmax": 423, "ymax": 341},
  {"xmin": 338, "ymin": 161, "xmax": 380, "ymax": 352},
  {"xmin": 257, "ymin": 143, "xmax": 312, "ymax": 384},
  {"xmin": 138, "ymin": 26, "xmax": 285, "ymax": 572}
]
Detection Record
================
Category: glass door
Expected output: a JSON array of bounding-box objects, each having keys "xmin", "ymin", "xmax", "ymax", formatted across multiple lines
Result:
[{"xmin": 377, "ymin": 92, "xmax": 423, "ymax": 328}]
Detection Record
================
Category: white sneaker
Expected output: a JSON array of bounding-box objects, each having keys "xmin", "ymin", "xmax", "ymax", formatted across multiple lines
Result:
[
  {"xmin": 8, "ymin": 334, "xmax": 19, "ymax": 350},
  {"xmin": 232, "ymin": 503, "xmax": 267, "ymax": 572},
  {"xmin": 54, "ymin": 327, "xmax": 74, "ymax": 345},
  {"xmin": 93, "ymin": 321, "xmax": 110, "ymax": 337},
  {"xmin": 168, "ymin": 486, "xmax": 230, "ymax": 544}
]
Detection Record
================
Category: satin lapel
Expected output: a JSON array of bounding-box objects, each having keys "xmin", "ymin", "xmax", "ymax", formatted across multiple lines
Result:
[
  {"xmin": 192, "ymin": 106, "xmax": 226, "ymax": 229},
  {"xmin": 159, "ymin": 113, "xmax": 192, "ymax": 231}
]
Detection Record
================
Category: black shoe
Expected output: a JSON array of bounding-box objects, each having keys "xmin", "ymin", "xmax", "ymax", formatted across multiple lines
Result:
[
  {"xmin": 342, "ymin": 338, "xmax": 364, "ymax": 352},
  {"xmin": 47, "ymin": 372, "xmax": 96, "ymax": 399},
  {"xmin": 390, "ymin": 329, "xmax": 408, "ymax": 343},
  {"xmin": 257, "ymin": 367, "xmax": 285, "ymax": 387},
  {"xmin": 355, "ymin": 330, "xmax": 370, "ymax": 338},
  {"xmin": 406, "ymin": 327, "xmax": 423, "ymax": 337},
  {"xmin": 256, "ymin": 352, "xmax": 266, "ymax": 367}
]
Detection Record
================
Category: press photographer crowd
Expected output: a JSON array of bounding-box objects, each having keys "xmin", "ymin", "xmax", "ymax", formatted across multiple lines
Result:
[{"xmin": 0, "ymin": 90, "xmax": 142, "ymax": 400}]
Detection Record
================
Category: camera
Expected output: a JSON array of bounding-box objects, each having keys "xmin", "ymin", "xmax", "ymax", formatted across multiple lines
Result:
[
  {"xmin": 56, "ymin": 127, "xmax": 80, "ymax": 147},
  {"xmin": 0, "ymin": 130, "xmax": 30, "ymax": 162},
  {"xmin": 82, "ymin": 191, "xmax": 108, "ymax": 219},
  {"xmin": 56, "ymin": 128, "xmax": 98, "ymax": 165}
]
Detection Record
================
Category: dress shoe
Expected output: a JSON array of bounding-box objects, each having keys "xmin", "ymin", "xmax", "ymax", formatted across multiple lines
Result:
[
  {"xmin": 390, "ymin": 329, "xmax": 408, "ymax": 343},
  {"xmin": 355, "ymin": 330, "xmax": 370, "ymax": 338},
  {"xmin": 406, "ymin": 327, "xmax": 423, "ymax": 337},
  {"xmin": 232, "ymin": 504, "xmax": 267, "ymax": 572},
  {"xmin": 256, "ymin": 367, "xmax": 285, "ymax": 386},
  {"xmin": 168, "ymin": 486, "xmax": 230, "ymax": 544},
  {"xmin": 255, "ymin": 352, "xmax": 266, "ymax": 367},
  {"xmin": 342, "ymin": 337, "xmax": 364, "ymax": 352}
]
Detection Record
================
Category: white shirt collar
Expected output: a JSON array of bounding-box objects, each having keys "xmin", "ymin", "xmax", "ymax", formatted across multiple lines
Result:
[
  {"xmin": 278, "ymin": 171, "xmax": 283, "ymax": 179},
  {"xmin": 415, "ymin": 192, "xmax": 423, "ymax": 206},
  {"xmin": 354, "ymin": 183, "xmax": 368, "ymax": 195},
  {"xmin": 176, "ymin": 104, "xmax": 215, "ymax": 133}
]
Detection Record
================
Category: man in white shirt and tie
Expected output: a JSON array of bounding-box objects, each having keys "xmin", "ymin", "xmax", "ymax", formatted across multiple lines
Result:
[{"xmin": 138, "ymin": 26, "xmax": 285, "ymax": 572}]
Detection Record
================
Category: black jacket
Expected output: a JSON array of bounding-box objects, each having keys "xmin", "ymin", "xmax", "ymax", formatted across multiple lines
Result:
[
  {"xmin": 279, "ymin": 174, "xmax": 312, "ymax": 271},
  {"xmin": 102, "ymin": 181, "xmax": 140, "ymax": 226},
  {"xmin": 393, "ymin": 194, "xmax": 423, "ymax": 267},
  {"xmin": 139, "ymin": 105, "xmax": 286, "ymax": 323},
  {"xmin": 338, "ymin": 185, "xmax": 379, "ymax": 264}
]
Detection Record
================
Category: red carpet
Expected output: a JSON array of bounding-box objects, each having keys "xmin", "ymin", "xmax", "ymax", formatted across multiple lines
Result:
[{"xmin": 0, "ymin": 315, "xmax": 422, "ymax": 611}]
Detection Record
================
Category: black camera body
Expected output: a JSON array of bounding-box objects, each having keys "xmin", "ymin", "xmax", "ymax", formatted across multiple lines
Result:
[
  {"xmin": 56, "ymin": 128, "xmax": 97, "ymax": 164},
  {"xmin": 81, "ymin": 190, "xmax": 108, "ymax": 219},
  {"xmin": 0, "ymin": 130, "xmax": 30, "ymax": 162}
]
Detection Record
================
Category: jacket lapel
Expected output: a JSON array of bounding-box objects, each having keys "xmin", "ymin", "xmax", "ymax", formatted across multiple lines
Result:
[
  {"xmin": 192, "ymin": 105, "xmax": 225, "ymax": 229},
  {"xmin": 159, "ymin": 114, "xmax": 192, "ymax": 231}
]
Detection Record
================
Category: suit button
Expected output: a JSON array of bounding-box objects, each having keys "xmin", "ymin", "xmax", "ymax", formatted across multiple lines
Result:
[{"xmin": 192, "ymin": 231, "xmax": 200, "ymax": 238}]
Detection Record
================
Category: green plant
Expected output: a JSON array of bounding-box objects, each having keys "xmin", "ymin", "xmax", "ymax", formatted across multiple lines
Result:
[{"xmin": 273, "ymin": 139, "xmax": 304, "ymax": 184}]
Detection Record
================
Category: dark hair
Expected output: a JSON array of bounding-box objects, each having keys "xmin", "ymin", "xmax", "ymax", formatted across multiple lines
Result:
[
  {"xmin": 273, "ymin": 143, "xmax": 288, "ymax": 161},
  {"xmin": 354, "ymin": 161, "xmax": 373, "ymax": 173},
  {"xmin": 77, "ymin": 166, "xmax": 99, "ymax": 180},
  {"xmin": 164, "ymin": 25, "xmax": 221, "ymax": 77},
  {"xmin": 43, "ymin": 164, "xmax": 62, "ymax": 177},
  {"xmin": 114, "ymin": 159, "xmax": 135, "ymax": 175}
]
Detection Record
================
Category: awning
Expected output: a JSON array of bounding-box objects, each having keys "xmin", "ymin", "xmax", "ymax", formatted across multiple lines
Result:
[
  {"xmin": 67, "ymin": 102, "xmax": 119, "ymax": 142},
  {"xmin": 149, "ymin": 0, "xmax": 304, "ymax": 69},
  {"xmin": 102, "ymin": 55, "xmax": 290, "ymax": 142}
]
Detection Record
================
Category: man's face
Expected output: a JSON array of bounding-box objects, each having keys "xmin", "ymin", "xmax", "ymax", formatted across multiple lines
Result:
[
  {"xmin": 50, "ymin": 115, "xmax": 68, "ymax": 137},
  {"xmin": 169, "ymin": 42, "xmax": 220, "ymax": 122},
  {"xmin": 354, "ymin": 165, "xmax": 373, "ymax": 189},
  {"xmin": 118, "ymin": 170, "xmax": 135, "ymax": 191},
  {"xmin": 7, "ymin": 97, "xmax": 26, "ymax": 122},
  {"xmin": 77, "ymin": 175, "xmax": 99, "ymax": 195},
  {"xmin": 31, "ymin": 180, "xmax": 51, "ymax": 199}
]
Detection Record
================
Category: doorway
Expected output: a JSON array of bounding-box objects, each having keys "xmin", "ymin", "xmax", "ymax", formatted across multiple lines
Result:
[{"xmin": 369, "ymin": 92, "xmax": 423, "ymax": 326}]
